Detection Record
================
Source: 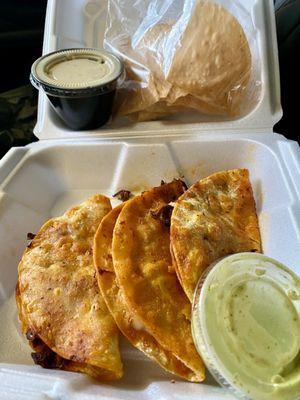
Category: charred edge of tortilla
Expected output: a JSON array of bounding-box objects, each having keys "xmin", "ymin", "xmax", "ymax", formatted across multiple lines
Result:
[
  {"xmin": 113, "ymin": 190, "xmax": 132, "ymax": 202},
  {"xmin": 150, "ymin": 204, "xmax": 174, "ymax": 227}
]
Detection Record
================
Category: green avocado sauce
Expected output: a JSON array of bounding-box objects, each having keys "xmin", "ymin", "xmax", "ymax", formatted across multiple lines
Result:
[{"xmin": 192, "ymin": 253, "xmax": 300, "ymax": 400}]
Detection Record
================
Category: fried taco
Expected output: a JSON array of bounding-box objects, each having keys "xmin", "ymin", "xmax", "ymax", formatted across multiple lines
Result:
[
  {"xmin": 171, "ymin": 169, "xmax": 262, "ymax": 301},
  {"xmin": 17, "ymin": 195, "xmax": 123, "ymax": 380},
  {"xmin": 94, "ymin": 203, "xmax": 200, "ymax": 381},
  {"xmin": 111, "ymin": 181, "xmax": 205, "ymax": 382}
]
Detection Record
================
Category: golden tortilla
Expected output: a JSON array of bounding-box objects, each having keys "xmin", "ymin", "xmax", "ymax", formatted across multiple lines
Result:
[
  {"xmin": 171, "ymin": 169, "xmax": 262, "ymax": 301},
  {"xmin": 112, "ymin": 181, "xmax": 205, "ymax": 382},
  {"xmin": 16, "ymin": 282, "xmax": 118, "ymax": 379},
  {"xmin": 166, "ymin": 1, "xmax": 251, "ymax": 116},
  {"xmin": 115, "ymin": 66, "xmax": 159, "ymax": 117},
  {"xmin": 128, "ymin": 101, "xmax": 183, "ymax": 122},
  {"xmin": 115, "ymin": 1, "xmax": 251, "ymax": 120},
  {"xmin": 17, "ymin": 195, "xmax": 123, "ymax": 380},
  {"xmin": 116, "ymin": 23, "xmax": 172, "ymax": 118},
  {"xmin": 94, "ymin": 204, "xmax": 199, "ymax": 381}
]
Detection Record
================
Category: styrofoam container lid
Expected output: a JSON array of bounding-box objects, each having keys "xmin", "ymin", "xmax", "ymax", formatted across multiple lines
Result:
[{"xmin": 34, "ymin": 0, "xmax": 282, "ymax": 139}]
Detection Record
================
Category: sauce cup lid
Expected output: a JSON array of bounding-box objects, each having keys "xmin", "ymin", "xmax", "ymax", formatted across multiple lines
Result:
[
  {"xmin": 30, "ymin": 48, "xmax": 124, "ymax": 97},
  {"xmin": 192, "ymin": 253, "xmax": 300, "ymax": 400}
]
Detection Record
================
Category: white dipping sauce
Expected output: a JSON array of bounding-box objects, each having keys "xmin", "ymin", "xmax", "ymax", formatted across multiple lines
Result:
[{"xmin": 50, "ymin": 58, "xmax": 110, "ymax": 84}]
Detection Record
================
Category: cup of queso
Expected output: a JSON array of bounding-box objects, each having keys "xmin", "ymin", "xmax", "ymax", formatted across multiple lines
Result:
[{"xmin": 30, "ymin": 48, "xmax": 123, "ymax": 130}]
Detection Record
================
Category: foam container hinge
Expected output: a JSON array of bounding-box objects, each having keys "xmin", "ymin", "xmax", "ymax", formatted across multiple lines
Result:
[
  {"xmin": 1, "ymin": 131, "xmax": 300, "ymax": 400},
  {"xmin": 35, "ymin": 0, "xmax": 282, "ymax": 139}
]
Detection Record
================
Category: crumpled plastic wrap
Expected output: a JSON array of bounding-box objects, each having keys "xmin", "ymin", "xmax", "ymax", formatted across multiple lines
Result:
[{"xmin": 104, "ymin": 0, "xmax": 261, "ymax": 121}]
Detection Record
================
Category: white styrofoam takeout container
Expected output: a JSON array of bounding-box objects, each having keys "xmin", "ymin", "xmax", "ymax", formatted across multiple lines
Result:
[{"xmin": 0, "ymin": 0, "xmax": 300, "ymax": 399}]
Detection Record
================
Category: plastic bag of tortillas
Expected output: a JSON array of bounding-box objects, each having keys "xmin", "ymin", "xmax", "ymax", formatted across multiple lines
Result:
[{"xmin": 104, "ymin": 0, "xmax": 261, "ymax": 121}]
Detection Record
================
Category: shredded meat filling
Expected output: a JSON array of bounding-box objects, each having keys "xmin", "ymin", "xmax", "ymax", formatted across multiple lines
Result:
[
  {"xmin": 150, "ymin": 204, "xmax": 174, "ymax": 227},
  {"xmin": 26, "ymin": 329, "xmax": 67, "ymax": 369},
  {"xmin": 113, "ymin": 189, "xmax": 132, "ymax": 202},
  {"xmin": 26, "ymin": 232, "xmax": 36, "ymax": 248},
  {"xmin": 31, "ymin": 349, "xmax": 65, "ymax": 369},
  {"xmin": 179, "ymin": 179, "xmax": 188, "ymax": 191},
  {"xmin": 26, "ymin": 329, "xmax": 37, "ymax": 342}
]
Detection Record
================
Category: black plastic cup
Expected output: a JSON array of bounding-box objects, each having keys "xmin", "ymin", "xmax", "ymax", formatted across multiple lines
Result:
[{"xmin": 30, "ymin": 48, "xmax": 123, "ymax": 130}]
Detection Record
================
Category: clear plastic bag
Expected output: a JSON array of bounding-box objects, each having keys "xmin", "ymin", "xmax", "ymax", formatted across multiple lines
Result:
[{"xmin": 104, "ymin": 0, "xmax": 261, "ymax": 121}]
